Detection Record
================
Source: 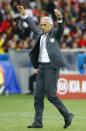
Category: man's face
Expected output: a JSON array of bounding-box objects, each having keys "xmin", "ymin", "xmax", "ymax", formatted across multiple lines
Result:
[{"xmin": 40, "ymin": 18, "xmax": 53, "ymax": 33}]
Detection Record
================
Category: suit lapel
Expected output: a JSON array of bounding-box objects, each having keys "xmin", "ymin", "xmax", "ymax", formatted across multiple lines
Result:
[
  {"xmin": 46, "ymin": 30, "xmax": 54, "ymax": 45},
  {"xmin": 46, "ymin": 33, "xmax": 50, "ymax": 45}
]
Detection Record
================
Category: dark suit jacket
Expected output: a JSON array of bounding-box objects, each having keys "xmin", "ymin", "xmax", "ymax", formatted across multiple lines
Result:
[{"xmin": 25, "ymin": 17, "xmax": 67, "ymax": 69}]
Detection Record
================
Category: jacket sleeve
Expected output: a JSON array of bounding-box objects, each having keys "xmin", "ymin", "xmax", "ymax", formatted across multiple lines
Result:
[
  {"xmin": 24, "ymin": 17, "xmax": 42, "ymax": 37},
  {"xmin": 54, "ymin": 20, "xmax": 64, "ymax": 43}
]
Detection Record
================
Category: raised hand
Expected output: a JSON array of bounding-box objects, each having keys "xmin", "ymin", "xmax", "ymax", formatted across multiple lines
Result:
[
  {"xmin": 17, "ymin": 5, "xmax": 26, "ymax": 16},
  {"xmin": 54, "ymin": 9, "xmax": 63, "ymax": 19}
]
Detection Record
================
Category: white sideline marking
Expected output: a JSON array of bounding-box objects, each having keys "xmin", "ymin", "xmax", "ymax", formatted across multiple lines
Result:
[{"xmin": 0, "ymin": 112, "xmax": 86, "ymax": 119}]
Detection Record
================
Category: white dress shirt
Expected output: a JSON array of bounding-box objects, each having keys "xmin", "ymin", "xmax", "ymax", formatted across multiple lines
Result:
[{"xmin": 38, "ymin": 34, "xmax": 50, "ymax": 63}]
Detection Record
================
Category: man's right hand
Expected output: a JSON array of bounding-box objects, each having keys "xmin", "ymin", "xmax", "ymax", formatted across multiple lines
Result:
[{"xmin": 17, "ymin": 5, "xmax": 26, "ymax": 16}]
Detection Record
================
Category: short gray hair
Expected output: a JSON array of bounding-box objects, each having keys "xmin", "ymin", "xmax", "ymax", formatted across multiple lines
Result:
[{"xmin": 41, "ymin": 16, "xmax": 53, "ymax": 26}]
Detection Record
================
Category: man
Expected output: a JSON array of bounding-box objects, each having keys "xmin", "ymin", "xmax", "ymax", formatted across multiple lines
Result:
[{"xmin": 17, "ymin": 5, "xmax": 74, "ymax": 129}]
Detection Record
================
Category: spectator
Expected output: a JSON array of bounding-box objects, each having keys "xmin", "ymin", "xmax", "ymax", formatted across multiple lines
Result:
[{"xmin": 78, "ymin": 33, "xmax": 86, "ymax": 48}]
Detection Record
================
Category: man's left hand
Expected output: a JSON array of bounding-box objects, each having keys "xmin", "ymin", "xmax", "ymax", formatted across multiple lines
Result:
[{"xmin": 54, "ymin": 9, "xmax": 63, "ymax": 19}]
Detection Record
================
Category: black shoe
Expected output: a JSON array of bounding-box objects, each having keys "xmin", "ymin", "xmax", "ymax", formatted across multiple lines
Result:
[
  {"xmin": 63, "ymin": 113, "xmax": 74, "ymax": 129},
  {"xmin": 27, "ymin": 123, "xmax": 43, "ymax": 128}
]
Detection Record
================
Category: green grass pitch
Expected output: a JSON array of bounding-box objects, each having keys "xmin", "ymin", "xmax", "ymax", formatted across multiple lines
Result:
[{"xmin": 0, "ymin": 95, "xmax": 86, "ymax": 131}]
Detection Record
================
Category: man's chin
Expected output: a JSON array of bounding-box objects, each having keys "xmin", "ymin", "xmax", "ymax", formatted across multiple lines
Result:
[{"xmin": 43, "ymin": 30, "xmax": 48, "ymax": 33}]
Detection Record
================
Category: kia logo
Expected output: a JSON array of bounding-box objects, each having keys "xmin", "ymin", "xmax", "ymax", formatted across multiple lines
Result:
[{"xmin": 57, "ymin": 78, "xmax": 69, "ymax": 95}]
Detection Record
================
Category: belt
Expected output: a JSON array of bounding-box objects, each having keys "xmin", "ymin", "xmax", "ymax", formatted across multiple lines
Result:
[{"xmin": 39, "ymin": 62, "xmax": 50, "ymax": 65}]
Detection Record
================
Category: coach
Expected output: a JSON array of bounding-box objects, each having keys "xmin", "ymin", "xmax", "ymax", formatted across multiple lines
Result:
[{"xmin": 17, "ymin": 5, "xmax": 74, "ymax": 129}]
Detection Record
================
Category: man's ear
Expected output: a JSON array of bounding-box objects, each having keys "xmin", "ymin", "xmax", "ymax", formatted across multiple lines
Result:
[{"xmin": 50, "ymin": 24, "xmax": 53, "ymax": 28}]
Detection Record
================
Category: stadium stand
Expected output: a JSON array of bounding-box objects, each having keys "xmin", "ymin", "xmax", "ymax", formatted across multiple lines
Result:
[{"xmin": 0, "ymin": 0, "xmax": 85, "ymax": 52}]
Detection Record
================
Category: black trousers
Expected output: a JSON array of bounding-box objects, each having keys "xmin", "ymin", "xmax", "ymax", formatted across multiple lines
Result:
[
  {"xmin": 33, "ymin": 63, "xmax": 70, "ymax": 124},
  {"xmin": 29, "ymin": 73, "xmax": 36, "ymax": 94}
]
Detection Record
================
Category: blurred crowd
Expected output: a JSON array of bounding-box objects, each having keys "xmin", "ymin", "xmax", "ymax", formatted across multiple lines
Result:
[{"xmin": 0, "ymin": 0, "xmax": 86, "ymax": 53}]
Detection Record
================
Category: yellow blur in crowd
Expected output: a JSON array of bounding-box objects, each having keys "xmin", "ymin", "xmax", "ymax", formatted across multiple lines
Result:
[
  {"xmin": 0, "ymin": 66, "xmax": 4, "ymax": 85},
  {"xmin": 0, "ymin": 39, "xmax": 4, "ymax": 53},
  {"xmin": 0, "ymin": 36, "xmax": 5, "ymax": 53}
]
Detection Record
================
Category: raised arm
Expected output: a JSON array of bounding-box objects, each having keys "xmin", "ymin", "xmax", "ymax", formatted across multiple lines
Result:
[
  {"xmin": 17, "ymin": 6, "xmax": 42, "ymax": 36},
  {"xmin": 53, "ymin": 9, "xmax": 64, "ymax": 42}
]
